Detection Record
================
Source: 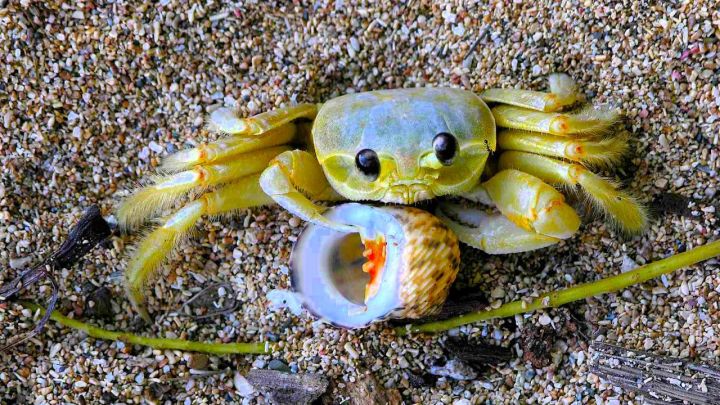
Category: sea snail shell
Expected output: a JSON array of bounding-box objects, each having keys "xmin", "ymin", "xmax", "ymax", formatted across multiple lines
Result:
[{"xmin": 290, "ymin": 203, "xmax": 460, "ymax": 329}]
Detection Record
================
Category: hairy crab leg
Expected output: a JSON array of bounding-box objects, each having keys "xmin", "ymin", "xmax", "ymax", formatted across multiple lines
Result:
[
  {"xmin": 125, "ymin": 174, "xmax": 273, "ymax": 321},
  {"xmin": 161, "ymin": 124, "xmax": 298, "ymax": 172},
  {"xmin": 117, "ymin": 146, "xmax": 290, "ymax": 230},
  {"xmin": 499, "ymin": 151, "xmax": 648, "ymax": 233},
  {"xmin": 437, "ymin": 203, "xmax": 559, "ymax": 254},
  {"xmin": 259, "ymin": 150, "xmax": 356, "ymax": 233},
  {"xmin": 492, "ymin": 104, "xmax": 620, "ymax": 136},
  {"xmin": 497, "ymin": 129, "xmax": 629, "ymax": 167},
  {"xmin": 205, "ymin": 103, "xmax": 318, "ymax": 136},
  {"xmin": 479, "ymin": 169, "xmax": 581, "ymax": 240},
  {"xmin": 480, "ymin": 73, "xmax": 578, "ymax": 112}
]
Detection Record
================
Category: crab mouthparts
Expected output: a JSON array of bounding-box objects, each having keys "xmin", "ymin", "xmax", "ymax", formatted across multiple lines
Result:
[{"xmin": 361, "ymin": 235, "xmax": 387, "ymax": 302}]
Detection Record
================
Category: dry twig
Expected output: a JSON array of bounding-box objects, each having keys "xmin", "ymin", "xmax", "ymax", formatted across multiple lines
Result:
[
  {"xmin": 0, "ymin": 205, "xmax": 111, "ymax": 351},
  {"xmin": 590, "ymin": 341, "xmax": 720, "ymax": 404}
]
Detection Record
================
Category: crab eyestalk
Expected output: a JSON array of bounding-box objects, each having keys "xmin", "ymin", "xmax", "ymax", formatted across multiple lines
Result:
[{"xmin": 290, "ymin": 203, "xmax": 460, "ymax": 328}]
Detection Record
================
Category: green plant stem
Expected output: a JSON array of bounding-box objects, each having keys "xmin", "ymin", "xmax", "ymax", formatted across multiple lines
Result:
[
  {"xmin": 397, "ymin": 239, "xmax": 720, "ymax": 335},
  {"xmin": 19, "ymin": 302, "xmax": 271, "ymax": 355}
]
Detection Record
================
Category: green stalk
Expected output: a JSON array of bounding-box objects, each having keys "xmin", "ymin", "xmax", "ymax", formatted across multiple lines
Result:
[
  {"xmin": 397, "ymin": 239, "xmax": 720, "ymax": 335},
  {"xmin": 20, "ymin": 302, "xmax": 271, "ymax": 355}
]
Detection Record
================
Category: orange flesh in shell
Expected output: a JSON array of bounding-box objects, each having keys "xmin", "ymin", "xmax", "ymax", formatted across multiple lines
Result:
[{"xmin": 361, "ymin": 235, "xmax": 387, "ymax": 302}]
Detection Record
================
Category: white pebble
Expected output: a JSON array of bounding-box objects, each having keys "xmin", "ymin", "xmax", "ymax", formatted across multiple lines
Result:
[
  {"xmin": 538, "ymin": 314, "xmax": 553, "ymax": 326},
  {"xmin": 441, "ymin": 10, "xmax": 456, "ymax": 23},
  {"xmin": 621, "ymin": 255, "xmax": 638, "ymax": 272},
  {"xmin": 149, "ymin": 141, "xmax": 163, "ymax": 153},
  {"xmin": 344, "ymin": 342, "xmax": 359, "ymax": 359},
  {"xmin": 452, "ymin": 24, "xmax": 465, "ymax": 36},
  {"xmin": 9, "ymin": 256, "xmax": 32, "ymax": 270},
  {"xmin": 135, "ymin": 372, "xmax": 145, "ymax": 384},
  {"xmin": 138, "ymin": 146, "xmax": 150, "ymax": 161},
  {"xmin": 266, "ymin": 289, "xmax": 304, "ymax": 315},
  {"xmin": 234, "ymin": 372, "xmax": 255, "ymax": 397},
  {"xmin": 679, "ymin": 281, "xmax": 690, "ymax": 296}
]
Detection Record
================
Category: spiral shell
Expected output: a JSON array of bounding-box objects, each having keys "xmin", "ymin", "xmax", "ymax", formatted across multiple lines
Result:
[{"xmin": 290, "ymin": 203, "xmax": 460, "ymax": 328}]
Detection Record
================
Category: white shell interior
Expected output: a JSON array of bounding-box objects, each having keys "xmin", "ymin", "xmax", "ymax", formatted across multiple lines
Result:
[{"xmin": 290, "ymin": 203, "xmax": 406, "ymax": 328}]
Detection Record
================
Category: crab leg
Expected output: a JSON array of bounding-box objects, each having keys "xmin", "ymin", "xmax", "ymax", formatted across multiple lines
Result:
[
  {"xmin": 497, "ymin": 129, "xmax": 629, "ymax": 166},
  {"xmin": 492, "ymin": 104, "xmax": 620, "ymax": 136},
  {"xmin": 206, "ymin": 104, "xmax": 318, "ymax": 136},
  {"xmin": 437, "ymin": 203, "xmax": 559, "ymax": 254},
  {"xmin": 161, "ymin": 124, "xmax": 298, "ymax": 172},
  {"xmin": 117, "ymin": 146, "xmax": 289, "ymax": 230},
  {"xmin": 480, "ymin": 73, "xmax": 578, "ymax": 112},
  {"xmin": 259, "ymin": 150, "xmax": 356, "ymax": 233},
  {"xmin": 162, "ymin": 102, "xmax": 318, "ymax": 172},
  {"xmin": 125, "ymin": 174, "xmax": 273, "ymax": 321},
  {"xmin": 498, "ymin": 151, "xmax": 648, "ymax": 233}
]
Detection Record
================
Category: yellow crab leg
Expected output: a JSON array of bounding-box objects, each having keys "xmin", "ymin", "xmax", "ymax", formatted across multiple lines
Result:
[
  {"xmin": 125, "ymin": 174, "xmax": 273, "ymax": 321},
  {"xmin": 480, "ymin": 169, "xmax": 581, "ymax": 239},
  {"xmin": 161, "ymin": 124, "xmax": 297, "ymax": 172},
  {"xmin": 259, "ymin": 150, "xmax": 355, "ymax": 233},
  {"xmin": 437, "ymin": 203, "xmax": 560, "ymax": 254},
  {"xmin": 117, "ymin": 146, "xmax": 289, "ymax": 230},
  {"xmin": 498, "ymin": 129, "xmax": 629, "ymax": 166},
  {"xmin": 492, "ymin": 104, "xmax": 620, "ymax": 136},
  {"xmin": 498, "ymin": 151, "xmax": 648, "ymax": 233},
  {"xmin": 206, "ymin": 104, "xmax": 318, "ymax": 136},
  {"xmin": 481, "ymin": 73, "xmax": 578, "ymax": 112}
]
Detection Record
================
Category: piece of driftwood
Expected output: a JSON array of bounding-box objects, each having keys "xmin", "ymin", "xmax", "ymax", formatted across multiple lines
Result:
[
  {"xmin": 246, "ymin": 369, "xmax": 329, "ymax": 405},
  {"xmin": 0, "ymin": 205, "xmax": 110, "ymax": 350},
  {"xmin": 590, "ymin": 341, "xmax": 720, "ymax": 404}
]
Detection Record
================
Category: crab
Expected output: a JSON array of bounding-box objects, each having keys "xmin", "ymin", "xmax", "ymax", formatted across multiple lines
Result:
[{"xmin": 118, "ymin": 74, "xmax": 647, "ymax": 321}]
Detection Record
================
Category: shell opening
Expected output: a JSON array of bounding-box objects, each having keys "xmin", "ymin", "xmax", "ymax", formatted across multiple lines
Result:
[{"xmin": 290, "ymin": 204, "xmax": 404, "ymax": 328}]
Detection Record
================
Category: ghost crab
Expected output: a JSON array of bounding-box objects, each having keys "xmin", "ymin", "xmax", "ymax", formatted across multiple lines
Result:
[{"xmin": 118, "ymin": 74, "xmax": 647, "ymax": 323}]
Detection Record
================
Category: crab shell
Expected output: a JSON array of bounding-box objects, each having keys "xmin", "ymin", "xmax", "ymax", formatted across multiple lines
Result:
[{"xmin": 290, "ymin": 203, "xmax": 460, "ymax": 328}]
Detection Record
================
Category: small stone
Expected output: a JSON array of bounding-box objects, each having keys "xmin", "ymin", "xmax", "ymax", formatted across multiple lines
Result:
[
  {"xmin": 490, "ymin": 286, "xmax": 505, "ymax": 299},
  {"xmin": 135, "ymin": 372, "xmax": 145, "ymax": 384},
  {"xmin": 398, "ymin": 356, "xmax": 410, "ymax": 368},
  {"xmin": 621, "ymin": 255, "xmax": 638, "ymax": 272},
  {"xmin": 149, "ymin": 141, "xmax": 163, "ymax": 153},
  {"xmin": 188, "ymin": 353, "xmax": 208, "ymax": 370},
  {"xmin": 429, "ymin": 359, "xmax": 477, "ymax": 381},
  {"xmin": 268, "ymin": 359, "xmax": 290, "ymax": 372},
  {"xmin": 234, "ymin": 372, "xmax": 255, "ymax": 397},
  {"xmin": 538, "ymin": 314, "xmax": 553, "ymax": 326},
  {"xmin": 9, "ymin": 256, "xmax": 32, "ymax": 270},
  {"xmin": 344, "ymin": 342, "xmax": 359, "ymax": 359},
  {"xmin": 655, "ymin": 178, "xmax": 668, "ymax": 188}
]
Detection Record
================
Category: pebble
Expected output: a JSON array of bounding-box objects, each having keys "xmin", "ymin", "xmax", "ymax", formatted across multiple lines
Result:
[
  {"xmin": 188, "ymin": 354, "xmax": 208, "ymax": 370},
  {"xmin": 233, "ymin": 373, "xmax": 255, "ymax": 397},
  {"xmin": 268, "ymin": 359, "xmax": 290, "ymax": 372}
]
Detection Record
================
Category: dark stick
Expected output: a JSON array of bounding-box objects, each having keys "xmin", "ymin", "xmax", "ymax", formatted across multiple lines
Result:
[
  {"xmin": 590, "ymin": 341, "xmax": 720, "ymax": 404},
  {"xmin": 0, "ymin": 205, "xmax": 111, "ymax": 351}
]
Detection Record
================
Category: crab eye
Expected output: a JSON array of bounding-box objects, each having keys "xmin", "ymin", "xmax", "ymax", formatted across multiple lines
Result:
[
  {"xmin": 355, "ymin": 149, "xmax": 380, "ymax": 180},
  {"xmin": 433, "ymin": 132, "xmax": 457, "ymax": 165}
]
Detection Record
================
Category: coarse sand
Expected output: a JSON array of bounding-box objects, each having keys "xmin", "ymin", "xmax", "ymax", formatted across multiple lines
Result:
[{"xmin": 1, "ymin": 1, "xmax": 719, "ymax": 403}]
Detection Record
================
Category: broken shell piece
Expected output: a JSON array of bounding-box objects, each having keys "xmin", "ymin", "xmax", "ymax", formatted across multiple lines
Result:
[{"xmin": 290, "ymin": 203, "xmax": 460, "ymax": 328}]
